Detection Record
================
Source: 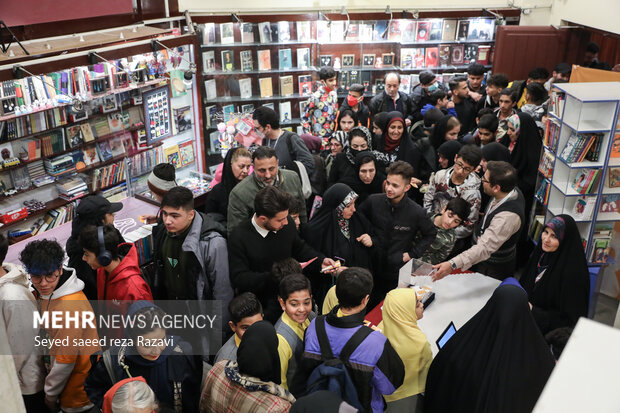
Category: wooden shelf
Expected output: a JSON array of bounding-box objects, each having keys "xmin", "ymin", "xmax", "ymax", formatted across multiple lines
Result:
[{"xmin": 0, "ymin": 196, "xmax": 85, "ymax": 231}]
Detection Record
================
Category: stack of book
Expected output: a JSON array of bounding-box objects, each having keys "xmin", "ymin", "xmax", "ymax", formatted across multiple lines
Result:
[
  {"xmin": 44, "ymin": 154, "xmax": 76, "ymax": 176},
  {"xmin": 123, "ymin": 225, "xmax": 154, "ymax": 266},
  {"xmin": 543, "ymin": 119, "xmax": 560, "ymax": 152},
  {"xmin": 559, "ymin": 133, "xmax": 603, "ymax": 163},
  {"xmin": 91, "ymin": 160, "xmax": 125, "ymax": 191},
  {"xmin": 56, "ymin": 175, "xmax": 88, "ymax": 200},
  {"xmin": 26, "ymin": 160, "xmax": 50, "ymax": 185}
]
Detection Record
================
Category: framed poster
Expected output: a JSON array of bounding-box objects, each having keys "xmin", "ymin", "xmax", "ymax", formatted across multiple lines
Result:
[{"xmin": 143, "ymin": 86, "xmax": 172, "ymax": 145}]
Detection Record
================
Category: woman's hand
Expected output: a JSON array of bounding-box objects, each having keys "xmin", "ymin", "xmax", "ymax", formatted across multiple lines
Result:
[{"xmin": 356, "ymin": 234, "xmax": 373, "ymax": 247}]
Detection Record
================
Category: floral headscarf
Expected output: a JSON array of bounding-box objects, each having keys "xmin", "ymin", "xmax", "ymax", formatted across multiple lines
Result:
[
  {"xmin": 507, "ymin": 114, "xmax": 521, "ymax": 136},
  {"xmin": 336, "ymin": 191, "xmax": 358, "ymax": 240}
]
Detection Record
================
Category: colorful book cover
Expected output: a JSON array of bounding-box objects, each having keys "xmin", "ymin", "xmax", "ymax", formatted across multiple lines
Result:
[
  {"xmin": 173, "ymin": 106, "xmax": 192, "ymax": 133},
  {"xmin": 608, "ymin": 167, "xmax": 620, "ymax": 188},
  {"xmin": 298, "ymin": 75, "xmax": 312, "ymax": 96},
  {"xmin": 223, "ymin": 104, "xmax": 235, "ymax": 122},
  {"xmin": 425, "ymin": 47, "xmax": 438, "ymax": 68},
  {"xmin": 400, "ymin": 49, "xmax": 414, "ymax": 69},
  {"xmin": 438, "ymin": 45, "xmax": 451, "ymax": 67},
  {"xmin": 416, "ymin": 21, "xmax": 430, "ymax": 42},
  {"xmin": 65, "ymin": 125, "xmax": 83, "ymax": 148},
  {"xmin": 477, "ymin": 45, "xmax": 491, "ymax": 65},
  {"xmin": 258, "ymin": 50, "xmax": 271, "ymax": 71},
  {"xmin": 108, "ymin": 136, "xmax": 125, "ymax": 157},
  {"xmin": 279, "ymin": 101, "xmax": 292, "ymax": 123},
  {"xmin": 451, "ymin": 44, "xmax": 465, "ymax": 65},
  {"xmin": 279, "ymin": 49, "xmax": 293, "ymax": 70},
  {"xmin": 169, "ymin": 69, "xmax": 187, "ymax": 97},
  {"xmin": 82, "ymin": 146, "xmax": 100, "ymax": 166},
  {"xmin": 412, "ymin": 48, "xmax": 426, "ymax": 68},
  {"xmin": 467, "ymin": 18, "xmax": 495, "ymax": 41},
  {"xmin": 165, "ymin": 145, "xmax": 180, "ymax": 168},
  {"xmin": 599, "ymin": 195, "xmax": 619, "ymax": 213},
  {"xmin": 388, "ymin": 20, "xmax": 402, "ymax": 42},
  {"xmin": 373, "ymin": 21, "xmax": 388, "ymax": 41},
  {"xmin": 107, "ymin": 112, "xmax": 124, "ymax": 132},
  {"xmin": 178, "ymin": 140, "xmax": 195, "ymax": 167},
  {"xmin": 345, "ymin": 23, "xmax": 360, "ymax": 41},
  {"xmin": 221, "ymin": 50, "xmax": 234, "ymax": 71},
  {"xmin": 97, "ymin": 141, "xmax": 113, "ymax": 161},
  {"xmin": 464, "ymin": 45, "xmax": 478, "ymax": 63}
]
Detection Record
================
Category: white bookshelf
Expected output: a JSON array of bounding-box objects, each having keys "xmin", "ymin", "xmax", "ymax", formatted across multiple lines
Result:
[{"xmin": 534, "ymin": 82, "xmax": 620, "ymax": 264}]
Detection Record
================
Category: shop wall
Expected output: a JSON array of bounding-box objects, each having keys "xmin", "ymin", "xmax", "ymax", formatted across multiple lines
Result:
[{"xmin": 548, "ymin": 0, "xmax": 620, "ymax": 36}]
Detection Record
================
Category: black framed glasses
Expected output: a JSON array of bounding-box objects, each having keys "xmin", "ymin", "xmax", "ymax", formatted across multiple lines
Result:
[{"xmin": 29, "ymin": 272, "xmax": 60, "ymax": 284}]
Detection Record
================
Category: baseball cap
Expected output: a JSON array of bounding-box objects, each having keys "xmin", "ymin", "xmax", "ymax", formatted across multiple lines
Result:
[{"xmin": 76, "ymin": 195, "xmax": 123, "ymax": 217}]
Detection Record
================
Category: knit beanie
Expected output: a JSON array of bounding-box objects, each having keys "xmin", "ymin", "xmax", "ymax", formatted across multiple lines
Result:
[{"xmin": 147, "ymin": 163, "xmax": 177, "ymax": 195}]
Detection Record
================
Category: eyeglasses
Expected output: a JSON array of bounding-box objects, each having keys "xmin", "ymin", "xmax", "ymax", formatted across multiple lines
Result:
[
  {"xmin": 481, "ymin": 177, "xmax": 490, "ymax": 184},
  {"xmin": 454, "ymin": 161, "xmax": 474, "ymax": 173},
  {"xmin": 29, "ymin": 272, "xmax": 60, "ymax": 283}
]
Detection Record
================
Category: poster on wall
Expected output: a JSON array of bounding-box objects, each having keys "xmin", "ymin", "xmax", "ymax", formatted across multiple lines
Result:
[{"xmin": 143, "ymin": 86, "xmax": 172, "ymax": 144}]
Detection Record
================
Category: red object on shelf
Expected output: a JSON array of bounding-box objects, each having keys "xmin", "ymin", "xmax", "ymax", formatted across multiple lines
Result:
[{"xmin": 0, "ymin": 207, "xmax": 28, "ymax": 224}]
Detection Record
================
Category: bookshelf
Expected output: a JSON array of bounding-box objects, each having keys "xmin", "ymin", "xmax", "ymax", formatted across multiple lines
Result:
[
  {"xmin": 0, "ymin": 46, "xmax": 202, "ymax": 240},
  {"xmin": 531, "ymin": 82, "xmax": 620, "ymax": 266},
  {"xmin": 200, "ymin": 17, "xmax": 497, "ymax": 155}
]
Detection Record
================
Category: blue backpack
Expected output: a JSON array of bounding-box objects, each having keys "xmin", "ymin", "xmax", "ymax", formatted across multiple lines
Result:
[{"xmin": 305, "ymin": 316, "xmax": 373, "ymax": 411}]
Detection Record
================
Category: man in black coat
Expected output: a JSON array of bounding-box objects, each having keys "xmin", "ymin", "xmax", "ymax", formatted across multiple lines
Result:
[
  {"xmin": 368, "ymin": 72, "xmax": 414, "ymax": 126},
  {"xmin": 228, "ymin": 186, "xmax": 338, "ymax": 323},
  {"xmin": 357, "ymin": 161, "xmax": 436, "ymax": 307}
]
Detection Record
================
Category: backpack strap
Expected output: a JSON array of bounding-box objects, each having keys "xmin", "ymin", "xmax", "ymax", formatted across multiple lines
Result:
[
  {"xmin": 102, "ymin": 349, "xmax": 117, "ymax": 384},
  {"xmin": 315, "ymin": 316, "xmax": 334, "ymax": 360},
  {"xmin": 339, "ymin": 325, "xmax": 373, "ymax": 363}
]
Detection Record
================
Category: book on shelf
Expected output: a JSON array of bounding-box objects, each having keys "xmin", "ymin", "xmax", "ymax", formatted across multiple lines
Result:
[
  {"xmin": 40, "ymin": 129, "xmax": 66, "ymax": 157},
  {"xmin": 571, "ymin": 169, "xmax": 601, "ymax": 194},
  {"xmin": 425, "ymin": 47, "xmax": 438, "ymax": 68},
  {"xmin": 277, "ymin": 21, "xmax": 291, "ymax": 42},
  {"xmin": 164, "ymin": 145, "xmax": 180, "ymax": 168},
  {"xmin": 345, "ymin": 23, "xmax": 360, "ymax": 41},
  {"xmin": 559, "ymin": 133, "xmax": 603, "ymax": 163},
  {"xmin": 56, "ymin": 175, "xmax": 88, "ymax": 200},
  {"xmin": 400, "ymin": 49, "xmax": 414, "ymax": 69},
  {"xmin": 429, "ymin": 20, "xmax": 443, "ymax": 41},
  {"xmin": 241, "ymin": 23, "xmax": 255, "ymax": 43},
  {"xmin": 607, "ymin": 167, "xmax": 620, "ymax": 188},
  {"xmin": 202, "ymin": 23, "xmax": 215, "ymax": 44},
  {"xmin": 535, "ymin": 179, "xmax": 550, "ymax": 205},
  {"xmin": 91, "ymin": 117, "xmax": 110, "ymax": 137},
  {"xmin": 416, "ymin": 21, "xmax": 430, "ymax": 42},
  {"xmin": 203, "ymin": 50, "xmax": 215, "ymax": 72},
  {"xmin": 278, "ymin": 101, "xmax": 292, "ymax": 124},
  {"xmin": 205, "ymin": 79, "xmax": 217, "ymax": 101},
  {"xmin": 222, "ymin": 105, "xmax": 235, "ymax": 122},
  {"xmin": 529, "ymin": 215, "xmax": 545, "ymax": 241},
  {"xmin": 297, "ymin": 48, "xmax": 311, "ymax": 69},
  {"xmin": 108, "ymin": 136, "xmax": 126, "ymax": 158},
  {"xmin": 279, "ymin": 49, "xmax": 293, "ymax": 70},
  {"xmin": 240, "ymin": 104, "xmax": 254, "ymax": 114},
  {"xmin": 477, "ymin": 45, "xmax": 491, "ymax": 65},
  {"xmin": 44, "ymin": 154, "xmax": 76, "ymax": 176},
  {"xmin": 599, "ymin": 195, "xmax": 619, "ymax": 213},
  {"xmin": 438, "ymin": 45, "xmax": 451, "ymax": 67},
  {"xmin": 65, "ymin": 125, "xmax": 84, "ymax": 148},
  {"xmin": 107, "ymin": 112, "xmax": 124, "ymax": 133},
  {"xmin": 296, "ymin": 21, "xmax": 311, "ymax": 41},
  {"xmin": 82, "ymin": 146, "xmax": 100, "ymax": 166},
  {"xmin": 220, "ymin": 23, "xmax": 235, "ymax": 44},
  {"xmin": 205, "ymin": 105, "xmax": 218, "ymax": 128},
  {"xmin": 279, "ymin": 75, "xmax": 294, "ymax": 96},
  {"xmin": 297, "ymin": 75, "xmax": 312, "ymax": 96},
  {"xmin": 401, "ymin": 20, "xmax": 416, "ymax": 43},
  {"xmin": 543, "ymin": 118, "xmax": 561, "ymax": 151},
  {"xmin": 442, "ymin": 19, "xmax": 457, "ymax": 41},
  {"xmin": 221, "ymin": 50, "xmax": 234, "ymax": 71},
  {"xmin": 258, "ymin": 22, "xmax": 272, "ymax": 43},
  {"xmin": 97, "ymin": 141, "xmax": 113, "ymax": 161},
  {"xmin": 330, "ymin": 21, "xmax": 345, "ymax": 42},
  {"xmin": 240, "ymin": 50, "xmax": 253, "ymax": 72},
  {"xmin": 468, "ymin": 18, "xmax": 495, "ymax": 41},
  {"xmin": 178, "ymin": 140, "xmax": 195, "ymax": 167},
  {"xmin": 571, "ymin": 196, "xmax": 596, "ymax": 220},
  {"xmin": 258, "ymin": 50, "xmax": 271, "ymax": 71},
  {"xmin": 239, "ymin": 78, "xmax": 252, "ymax": 99},
  {"xmin": 590, "ymin": 237, "xmax": 611, "ymax": 263},
  {"xmin": 538, "ymin": 149, "xmax": 555, "ymax": 179},
  {"xmin": 456, "ymin": 20, "xmax": 470, "ymax": 41},
  {"xmin": 316, "ymin": 21, "xmax": 330, "ymax": 43},
  {"xmin": 388, "ymin": 20, "xmax": 402, "ymax": 42},
  {"xmin": 611, "ymin": 133, "xmax": 620, "ymax": 158},
  {"xmin": 548, "ymin": 91, "xmax": 565, "ymax": 117},
  {"xmin": 412, "ymin": 48, "xmax": 425, "ymax": 68},
  {"xmin": 359, "ymin": 23, "xmax": 374, "ymax": 42},
  {"xmin": 373, "ymin": 21, "xmax": 388, "ymax": 41}
]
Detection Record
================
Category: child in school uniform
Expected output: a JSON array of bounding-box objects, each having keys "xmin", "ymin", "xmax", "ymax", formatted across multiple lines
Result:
[
  {"xmin": 275, "ymin": 273, "xmax": 316, "ymax": 394},
  {"xmin": 215, "ymin": 292, "xmax": 264, "ymax": 363}
]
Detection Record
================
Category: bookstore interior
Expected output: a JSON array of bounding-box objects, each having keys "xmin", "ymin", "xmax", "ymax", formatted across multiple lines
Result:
[{"xmin": 1, "ymin": 3, "xmax": 620, "ymax": 336}]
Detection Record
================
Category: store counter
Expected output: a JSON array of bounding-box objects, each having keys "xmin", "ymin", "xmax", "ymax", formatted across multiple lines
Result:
[
  {"xmin": 5, "ymin": 197, "xmax": 159, "ymax": 266},
  {"xmin": 366, "ymin": 259, "xmax": 500, "ymax": 356}
]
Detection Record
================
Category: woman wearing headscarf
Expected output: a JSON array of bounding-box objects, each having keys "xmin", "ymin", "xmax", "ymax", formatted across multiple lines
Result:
[
  {"xmin": 500, "ymin": 112, "xmax": 543, "ymax": 264},
  {"xmin": 371, "ymin": 112, "xmax": 390, "ymax": 149},
  {"xmin": 424, "ymin": 282, "xmax": 555, "ymax": 413},
  {"xmin": 204, "ymin": 147, "xmax": 252, "ymax": 223},
  {"xmin": 429, "ymin": 115, "xmax": 461, "ymax": 150},
  {"xmin": 327, "ymin": 126, "xmax": 389, "ymax": 187},
  {"xmin": 376, "ymin": 112, "xmax": 423, "ymax": 177},
  {"xmin": 436, "ymin": 140, "xmax": 462, "ymax": 170},
  {"xmin": 379, "ymin": 288, "xmax": 432, "ymax": 413},
  {"xmin": 324, "ymin": 130, "xmax": 347, "ymax": 177},
  {"xmin": 102, "ymin": 377, "xmax": 157, "ymax": 413},
  {"xmin": 304, "ymin": 183, "xmax": 373, "ymax": 270},
  {"xmin": 340, "ymin": 151, "xmax": 385, "ymax": 205},
  {"xmin": 520, "ymin": 215, "xmax": 590, "ymax": 335},
  {"xmin": 200, "ymin": 321, "xmax": 295, "ymax": 413}
]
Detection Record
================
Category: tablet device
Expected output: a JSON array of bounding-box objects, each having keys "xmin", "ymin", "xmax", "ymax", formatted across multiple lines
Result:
[{"xmin": 436, "ymin": 321, "xmax": 457, "ymax": 349}]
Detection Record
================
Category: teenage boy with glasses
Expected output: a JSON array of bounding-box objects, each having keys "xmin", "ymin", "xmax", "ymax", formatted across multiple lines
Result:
[{"xmin": 424, "ymin": 144, "xmax": 482, "ymax": 251}]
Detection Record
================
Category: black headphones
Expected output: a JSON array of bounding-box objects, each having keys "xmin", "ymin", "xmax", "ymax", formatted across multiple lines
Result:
[{"xmin": 97, "ymin": 226, "xmax": 113, "ymax": 267}]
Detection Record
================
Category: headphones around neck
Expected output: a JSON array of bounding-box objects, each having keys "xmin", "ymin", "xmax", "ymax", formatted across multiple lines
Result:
[{"xmin": 97, "ymin": 226, "xmax": 113, "ymax": 267}]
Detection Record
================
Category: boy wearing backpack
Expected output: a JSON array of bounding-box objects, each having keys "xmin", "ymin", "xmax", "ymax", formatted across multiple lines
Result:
[
  {"xmin": 299, "ymin": 267, "xmax": 405, "ymax": 412},
  {"xmin": 276, "ymin": 273, "xmax": 316, "ymax": 391}
]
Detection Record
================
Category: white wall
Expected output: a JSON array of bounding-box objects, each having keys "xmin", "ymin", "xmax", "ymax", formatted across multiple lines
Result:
[{"xmin": 182, "ymin": 0, "xmax": 620, "ymax": 35}]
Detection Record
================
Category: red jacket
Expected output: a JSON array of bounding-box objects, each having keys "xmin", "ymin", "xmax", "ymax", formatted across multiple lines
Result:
[{"xmin": 97, "ymin": 243, "xmax": 153, "ymax": 302}]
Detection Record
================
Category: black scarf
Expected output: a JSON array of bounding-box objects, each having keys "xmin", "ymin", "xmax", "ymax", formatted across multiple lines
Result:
[
  {"xmin": 303, "ymin": 183, "xmax": 372, "ymax": 269},
  {"xmin": 499, "ymin": 112, "xmax": 542, "ymax": 192},
  {"xmin": 436, "ymin": 140, "xmax": 462, "ymax": 168},
  {"xmin": 340, "ymin": 151, "xmax": 385, "ymax": 205},
  {"xmin": 237, "ymin": 321, "xmax": 281, "ymax": 384},
  {"xmin": 482, "ymin": 141, "xmax": 511, "ymax": 163},
  {"xmin": 520, "ymin": 214, "xmax": 590, "ymax": 334},
  {"xmin": 220, "ymin": 147, "xmax": 244, "ymax": 195},
  {"xmin": 424, "ymin": 284, "xmax": 555, "ymax": 413}
]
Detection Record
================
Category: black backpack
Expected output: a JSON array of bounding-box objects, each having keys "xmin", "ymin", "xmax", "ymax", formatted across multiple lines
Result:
[{"xmin": 306, "ymin": 316, "xmax": 373, "ymax": 411}]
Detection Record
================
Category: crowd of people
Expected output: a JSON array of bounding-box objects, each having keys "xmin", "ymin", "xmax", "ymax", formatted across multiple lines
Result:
[{"xmin": 0, "ymin": 53, "xmax": 598, "ymax": 413}]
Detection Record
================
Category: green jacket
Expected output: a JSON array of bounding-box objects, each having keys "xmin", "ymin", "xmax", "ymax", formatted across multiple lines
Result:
[{"xmin": 227, "ymin": 169, "xmax": 307, "ymax": 236}]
